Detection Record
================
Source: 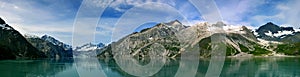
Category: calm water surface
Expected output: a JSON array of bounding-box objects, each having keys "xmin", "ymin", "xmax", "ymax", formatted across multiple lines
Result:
[{"xmin": 0, "ymin": 57, "xmax": 299, "ymax": 77}]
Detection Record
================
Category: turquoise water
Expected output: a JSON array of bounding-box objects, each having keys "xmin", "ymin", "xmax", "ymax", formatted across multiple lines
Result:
[{"xmin": 0, "ymin": 57, "xmax": 299, "ymax": 77}]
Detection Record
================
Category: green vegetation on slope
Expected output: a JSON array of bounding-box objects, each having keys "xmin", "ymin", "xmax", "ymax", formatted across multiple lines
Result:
[{"xmin": 275, "ymin": 43, "xmax": 300, "ymax": 55}]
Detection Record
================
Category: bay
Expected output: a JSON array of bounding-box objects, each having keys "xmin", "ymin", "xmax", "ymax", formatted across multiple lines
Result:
[{"xmin": 0, "ymin": 57, "xmax": 299, "ymax": 77}]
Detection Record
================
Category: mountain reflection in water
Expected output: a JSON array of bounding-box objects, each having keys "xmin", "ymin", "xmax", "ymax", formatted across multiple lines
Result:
[
  {"xmin": 0, "ymin": 58, "xmax": 74, "ymax": 77},
  {"xmin": 98, "ymin": 57, "xmax": 300, "ymax": 77},
  {"xmin": 0, "ymin": 57, "xmax": 299, "ymax": 77}
]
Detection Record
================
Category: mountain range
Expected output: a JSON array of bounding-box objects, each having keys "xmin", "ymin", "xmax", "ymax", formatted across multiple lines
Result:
[
  {"xmin": 0, "ymin": 17, "xmax": 73, "ymax": 60},
  {"xmin": 97, "ymin": 20, "xmax": 300, "ymax": 59},
  {"xmin": 1, "ymin": 17, "xmax": 300, "ymax": 60}
]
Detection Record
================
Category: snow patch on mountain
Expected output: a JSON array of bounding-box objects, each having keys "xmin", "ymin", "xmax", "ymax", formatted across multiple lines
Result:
[
  {"xmin": 77, "ymin": 46, "xmax": 97, "ymax": 51},
  {"xmin": 273, "ymin": 30, "xmax": 294, "ymax": 37},
  {"xmin": 264, "ymin": 30, "xmax": 295, "ymax": 37},
  {"xmin": 264, "ymin": 31, "xmax": 273, "ymax": 37},
  {"xmin": 74, "ymin": 43, "xmax": 105, "ymax": 51},
  {"xmin": 257, "ymin": 38, "xmax": 282, "ymax": 46},
  {"xmin": 0, "ymin": 24, "xmax": 12, "ymax": 30},
  {"xmin": 223, "ymin": 25, "xmax": 246, "ymax": 34},
  {"xmin": 41, "ymin": 35, "xmax": 61, "ymax": 45},
  {"xmin": 0, "ymin": 24, "xmax": 4, "ymax": 27},
  {"xmin": 73, "ymin": 43, "xmax": 105, "ymax": 58},
  {"xmin": 253, "ymin": 31, "xmax": 259, "ymax": 36},
  {"xmin": 295, "ymin": 29, "xmax": 300, "ymax": 32},
  {"xmin": 24, "ymin": 34, "xmax": 39, "ymax": 38},
  {"xmin": 76, "ymin": 44, "xmax": 97, "ymax": 51},
  {"xmin": 41, "ymin": 35, "xmax": 72, "ymax": 50}
]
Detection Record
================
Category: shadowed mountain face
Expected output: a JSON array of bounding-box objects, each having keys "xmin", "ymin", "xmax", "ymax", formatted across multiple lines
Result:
[
  {"xmin": 0, "ymin": 18, "xmax": 6, "ymax": 24},
  {"xmin": 0, "ymin": 18, "xmax": 46, "ymax": 60},
  {"xmin": 256, "ymin": 22, "xmax": 282, "ymax": 34}
]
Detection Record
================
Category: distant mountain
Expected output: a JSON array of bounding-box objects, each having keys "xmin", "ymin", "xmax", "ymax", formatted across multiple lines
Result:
[
  {"xmin": 255, "ymin": 22, "xmax": 300, "ymax": 55},
  {"xmin": 74, "ymin": 43, "xmax": 105, "ymax": 51},
  {"xmin": 255, "ymin": 22, "xmax": 300, "ymax": 42},
  {"xmin": 73, "ymin": 43, "xmax": 105, "ymax": 58},
  {"xmin": 0, "ymin": 18, "xmax": 46, "ymax": 60},
  {"xmin": 25, "ymin": 35, "xmax": 73, "ymax": 58},
  {"xmin": 98, "ymin": 20, "xmax": 300, "ymax": 59}
]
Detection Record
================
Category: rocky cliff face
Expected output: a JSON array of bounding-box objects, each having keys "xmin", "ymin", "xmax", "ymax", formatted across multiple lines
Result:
[
  {"xmin": 97, "ymin": 20, "xmax": 274, "ymax": 59},
  {"xmin": 0, "ymin": 18, "xmax": 46, "ymax": 60},
  {"xmin": 98, "ymin": 20, "xmax": 186, "ymax": 58}
]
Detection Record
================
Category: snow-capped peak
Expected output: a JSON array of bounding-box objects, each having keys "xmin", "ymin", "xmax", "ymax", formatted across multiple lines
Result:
[
  {"xmin": 41, "ymin": 35, "xmax": 72, "ymax": 50},
  {"xmin": 256, "ymin": 22, "xmax": 300, "ymax": 39},
  {"xmin": 166, "ymin": 20, "xmax": 182, "ymax": 26},
  {"xmin": 74, "ymin": 43, "xmax": 105, "ymax": 51},
  {"xmin": 24, "ymin": 34, "xmax": 39, "ymax": 38},
  {"xmin": 41, "ymin": 35, "xmax": 60, "ymax": 45}
]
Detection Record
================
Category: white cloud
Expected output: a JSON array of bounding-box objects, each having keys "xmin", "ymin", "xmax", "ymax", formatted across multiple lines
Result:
[
  {"xmin": 217, "ymin": 0, "xmax": 266, "ymax": 26},
  {"xmin": 106, "ymin": 0, "xmax": 177, "ymax": 12}
]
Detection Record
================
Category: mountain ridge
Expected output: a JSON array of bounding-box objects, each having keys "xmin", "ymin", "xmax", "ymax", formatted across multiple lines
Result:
[
  {"xmin": 97, "ymin": 20, "xmax": 300, "ymax": 59},
  {"xmin": 26, "ymin": 35, "xmax": 73, "ymax": 58}
]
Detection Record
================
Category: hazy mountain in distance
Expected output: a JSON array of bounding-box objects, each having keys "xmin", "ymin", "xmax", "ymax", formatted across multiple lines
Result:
[{"xmin": 74, "ymin": 42, "xmax": 105, "ymax": 58}]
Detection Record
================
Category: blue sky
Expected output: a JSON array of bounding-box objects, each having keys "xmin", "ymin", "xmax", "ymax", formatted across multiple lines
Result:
[{"xmin": 0, "ymin": 0, "xmax": 300, "ymax": 46}]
